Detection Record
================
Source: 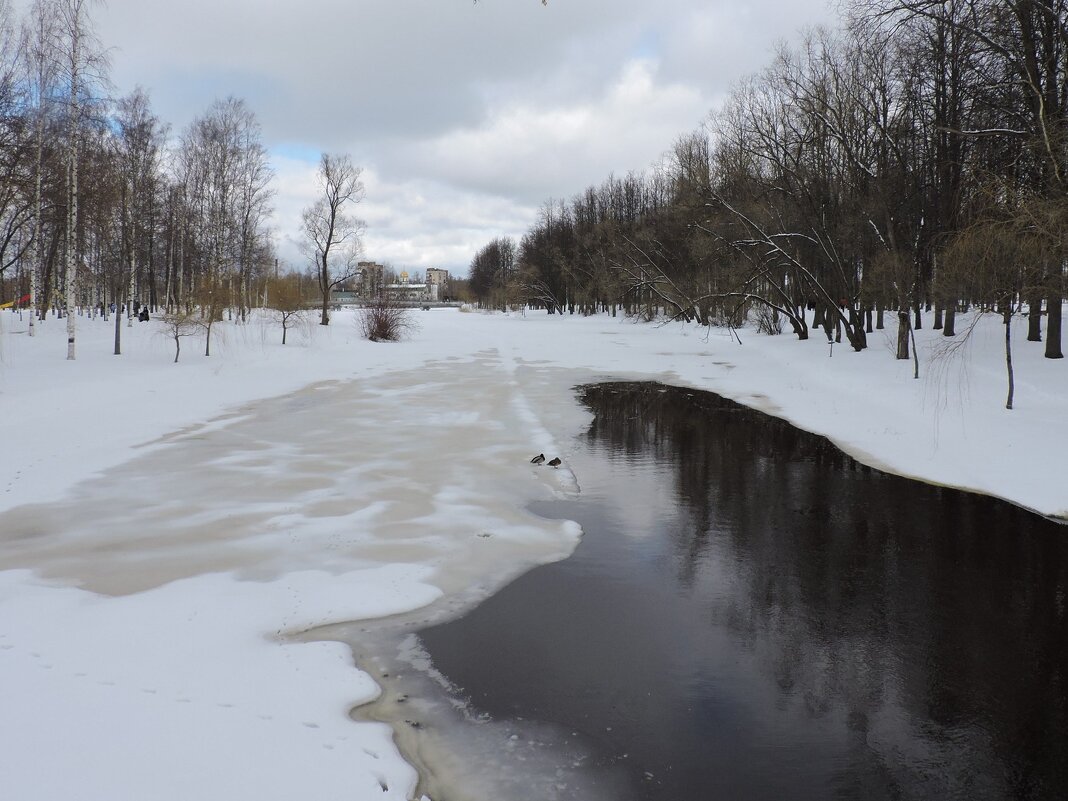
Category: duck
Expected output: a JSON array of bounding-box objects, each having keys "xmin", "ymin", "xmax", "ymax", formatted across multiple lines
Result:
[
  {"xmin": 530, "ymin": 453, "xmax": 546, "ymax": 464},
  {"xmin": 547, "ymin": 457, "xmax": 562, "ymax": 467}
]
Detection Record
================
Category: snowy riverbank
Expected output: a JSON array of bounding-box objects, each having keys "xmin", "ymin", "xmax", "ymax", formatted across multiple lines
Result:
[{"xmin": 1, "ymin": 306, "xmax": 1064, "ymax": 801}]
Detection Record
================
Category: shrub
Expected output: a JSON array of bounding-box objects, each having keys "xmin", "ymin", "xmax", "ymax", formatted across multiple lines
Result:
[
  {"xmin": 358, "ymin": 298, "xmax": 417, "ymax": 342},
  {"xmin": 754, "ymin": 304, "xmax": 784, "ymax": 335}
]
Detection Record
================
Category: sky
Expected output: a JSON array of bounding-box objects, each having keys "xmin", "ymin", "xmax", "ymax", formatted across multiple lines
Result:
[{"xmin": 88, "ymin": 0, "xmax": 838, "ymax": 276}]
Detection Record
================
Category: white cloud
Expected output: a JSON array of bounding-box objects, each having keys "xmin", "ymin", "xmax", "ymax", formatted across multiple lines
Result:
[{"xmin": 409, "ymin": 58, "xmax": 709, "ymax": 203}]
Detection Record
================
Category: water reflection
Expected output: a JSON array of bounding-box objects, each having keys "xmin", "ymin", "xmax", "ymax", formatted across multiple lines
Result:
[{"xmin": 419, "ymin": 382, "xmax": 1068, "ymax": 800}]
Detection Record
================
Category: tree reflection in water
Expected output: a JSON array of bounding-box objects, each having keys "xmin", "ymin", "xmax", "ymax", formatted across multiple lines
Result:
[{"xmin": 421, "ymin": 381, "xmax": 1068, "ymax": 801}]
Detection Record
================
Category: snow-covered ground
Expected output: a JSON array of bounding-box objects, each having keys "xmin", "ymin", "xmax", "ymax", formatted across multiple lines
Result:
[{"xmin": 1, "ymin": 305, "xmax": 1064, "ymax": 800}]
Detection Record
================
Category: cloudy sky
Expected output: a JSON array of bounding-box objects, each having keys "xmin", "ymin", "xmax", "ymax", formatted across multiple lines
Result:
[{"xmin": 90, "ymin": 0, "xmax": 838, "ymax": 275}]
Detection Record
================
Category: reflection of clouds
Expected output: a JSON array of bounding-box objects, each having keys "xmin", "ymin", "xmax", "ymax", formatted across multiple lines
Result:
[
  {"xmin": 577, "ymin": 382, "xmax": 1068, "ymax": 798},
  {"xmin": 589, "ymin": 449, "xmax": 677, "ymax": 543}
]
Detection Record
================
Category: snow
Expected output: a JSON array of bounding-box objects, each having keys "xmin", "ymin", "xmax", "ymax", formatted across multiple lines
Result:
[{"xmin": 0, "ymin": 305, "xmax": 1064, "ymax": 800}]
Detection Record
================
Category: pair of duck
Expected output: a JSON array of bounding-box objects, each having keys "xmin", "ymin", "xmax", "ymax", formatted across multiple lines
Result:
[{"xmin": 530, "ymin": 453, "xmax": 561, "ymax": 467}]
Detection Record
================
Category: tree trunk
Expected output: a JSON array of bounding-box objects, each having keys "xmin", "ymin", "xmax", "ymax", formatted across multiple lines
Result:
[
  {"xmin": 64, "ymin": 4, "xmax": 81, "ymax": 361},
  {"xmin": 943, "ymin": 302, "xmax": 956, "ymax": 336},
  {"xmin": 1004, "ymin": 309, "xmax": 1014, "ymax": 410},
  {"xmin": 65, "ymin": 127, "xmax": 78, "ymax": 360},
  {"xmin": 1027, "ymin": 293, "xmax": 1043, "ymax": 341},
  {"xmin": 896, "ymin": 311, "xmax": 910, "ymax": 360},
  {"xmin": 114, "ymin": 301, "xmax": 121, "ymax": 355},
  {"xmin": 320, "ymin": 253, "xmax": 330, "ymax": 326},
  {"xmin": 127, "ymin": 246, "xmax": 136, "ymax": 327},
  {"xmin": 30, "ymin": 108, "xmax": 44, "ymax": 338},
  {"xmin": 163, "ymin": 217, "xmax": 173, "ymax": 313},
  {"xmin": 1045, "ymin": 292, "xmax": 1063, "ymax": 359},
  {"xmin": 177, "ymin": 222, "xmax": 185, "ymax": 312},
  {"xmin": 847, "ymin": 308, "xmax": 866, "ymax": 350}
]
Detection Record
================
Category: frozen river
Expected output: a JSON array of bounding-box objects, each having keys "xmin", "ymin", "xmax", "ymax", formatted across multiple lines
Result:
[
  {"xmin": 4, "ymin": 330, "xmax": 1066, "ymax": 801},
  {"xmin": 0, "ymin": 351, "xmax": 594, "ymax": 801}
]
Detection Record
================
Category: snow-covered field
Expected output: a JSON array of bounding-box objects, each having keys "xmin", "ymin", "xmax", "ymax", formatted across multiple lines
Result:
[{"xmin": 1, "ymin": 305, "xmax": 1064, "ymax": 800}]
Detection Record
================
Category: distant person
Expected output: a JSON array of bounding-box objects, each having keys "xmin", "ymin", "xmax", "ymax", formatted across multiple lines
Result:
[{"xmin": 139, "ymin": 307, "xmax": 149, "ymax": 322}]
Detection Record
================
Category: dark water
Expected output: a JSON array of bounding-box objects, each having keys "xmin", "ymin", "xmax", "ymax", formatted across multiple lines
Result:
[{"xmin": 418, "ymin": 382, "xmax": 1068, "ymax": 801}]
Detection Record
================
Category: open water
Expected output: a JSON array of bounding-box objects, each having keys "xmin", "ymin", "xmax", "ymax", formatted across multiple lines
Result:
[{"xmin": 418, "ymin": 381, "xmax": 1068, "ymax": 801}]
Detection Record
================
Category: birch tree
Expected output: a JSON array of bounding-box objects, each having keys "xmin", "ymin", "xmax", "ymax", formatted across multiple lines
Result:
[
  {"xmin": 0, "ymin": 0, "xmax": 33, "ymax": 307},
  {"xmin": 233, "ymin": 113, "xmax": 273, "ymax": 321},
  {"xmin": 112, "ymin": 87, "xmax": 166, "ymax": 354},
  {"xmin": 56, "ymin": 0, "xmax": 107, "ymax": 360},
  {"xmin": 176, "ymin": 97, "xmax": 271, "ymax": 352},
  {"xmin": 22, "ymin": 0, "xmax": 59, "ymax": 337}
]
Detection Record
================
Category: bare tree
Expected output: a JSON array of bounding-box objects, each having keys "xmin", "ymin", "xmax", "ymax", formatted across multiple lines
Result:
[
  {"xmin": 113, "ymin": 86, "xmax": 166, "ymax": 354},
  {"xmin": 56, "ymin": 0, "xmax": 107, "ymax": 360},
  {"xmin": 266, "ymin": 273, "xmax": 308, "ymax": 344},
  {"xmin": 159, "ymin": 309, "xmax": 202, "ymax": 363},
  {"xmin": 942, "ymin": 199, "xmax": 1047, "ymax": 409},
  {"xmin": 469, "ymin": 236, "xmax": 517, "ymax": 310},
  {"xmin": 234, "ymin": 120, "xmax": 273, "ymax": 322},
  {"xmin": 0, "ymin": 0, "xmax": 34, "ymax": 310},
  {"xmin": 176, "ymin": 97, "xmax": 270, "ymax": 353},
  {"xmin": 300, "ymin": 152, "xmax": 364, "ymax": 326},
  {"xmin": 862, "ymin": 0, "xmax": 1067, "ymax": 358},
  {"xmin": 21, "ymin": 0, "xmax": 59, "ymax": 339}
]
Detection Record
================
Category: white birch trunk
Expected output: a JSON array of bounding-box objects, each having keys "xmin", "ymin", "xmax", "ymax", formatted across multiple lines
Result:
[
  {"xmin": 163, "ymin": 202, "xmax": 174, "ymax": 312},
  {"xmin": 177, "ymin": 223, "xmax": 184, "ymax": 311},
  {"xmin": 64, "ymin": 7, "xmax": 81, "ymax": 361},
  {"xmin": 30, "ymin": 113, "xmax": 44, "ymax": 338},
  {"xmin": 127, "ymin": 249, "xmax": 135, "ymax": 327},
  {"xmin": 65, "ymin": 135, "xmax": 77, "ymax": 359}
]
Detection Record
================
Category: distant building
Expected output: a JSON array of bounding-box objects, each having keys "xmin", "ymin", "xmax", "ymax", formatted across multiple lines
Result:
[
  {"xmin": 356, "ymin": 261, "xmax": 386, "ymax": 296},
  {"xmin": 329, "ymin": 289, "xmax": 358, "ymax": 304},
  {"xmin": 329, "ymin": 262, "xmax": 450, "ymax": 304},
  {"xmin": 329, "ymin": 275, "xmax": 360, "ymax": 305},
  {"xmin": 425, "ymin": 268, "xmax": 449, "ymax": 301}
]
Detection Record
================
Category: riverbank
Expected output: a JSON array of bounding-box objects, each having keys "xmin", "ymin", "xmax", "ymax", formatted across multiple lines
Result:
[{"xmin": 1, "ymin": 306, "xmax": 1064, "ymax": 800}]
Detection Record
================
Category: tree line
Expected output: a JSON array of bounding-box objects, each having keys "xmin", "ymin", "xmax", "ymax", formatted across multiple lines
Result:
[
  {"xmin": 470, "ymin": 0, "xmax": 1067, "ymax": 373},
  {"xmin": 0, "ymin": 0, "xmax": 368, "ymax": 359}
]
